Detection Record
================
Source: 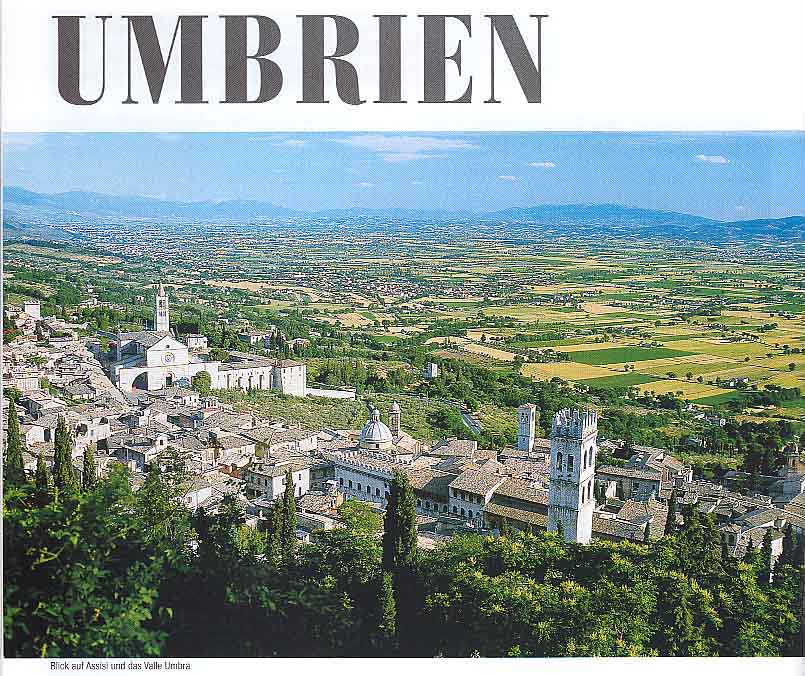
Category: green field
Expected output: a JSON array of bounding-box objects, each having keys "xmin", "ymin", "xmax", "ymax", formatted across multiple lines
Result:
[
  {"xmin": 692, "ymin": 391, "xmax": 747, "ymax": 406},
  {"xmin": 564, "ymin": 346, "xmax": 694, "ymax": 365}
]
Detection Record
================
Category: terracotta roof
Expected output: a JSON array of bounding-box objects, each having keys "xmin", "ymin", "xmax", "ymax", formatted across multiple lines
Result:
[
  {"xmin": 597, "ymin": 465, "xmax": 662, "ymax": 481},
  {"xmin": 449, "ymin": 469, "xmax": 506, "ymax": 496},
  {"xmin": 484, "ymin": 502, "xmax": 548, "ymax": 527},
  {"xmin": 493, "ymin": 477, "xmax": 549, "ymax": 504}
]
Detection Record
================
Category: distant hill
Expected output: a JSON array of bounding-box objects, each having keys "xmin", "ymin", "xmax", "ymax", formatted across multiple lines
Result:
[
  {"xmin": 483, "ymin": 204, "xmax": 805, "ymax": 240},
  {"xmin": 3, "ymin": 186, "xmax": 299, "ymax": 223},
  {"xmin": 3, "ymin": 186, "xmax": 803, "ymax": 242}
]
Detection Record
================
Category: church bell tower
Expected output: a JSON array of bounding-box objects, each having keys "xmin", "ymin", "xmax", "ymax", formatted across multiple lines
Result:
[
  {"xmin": 155, "ymin": 282, "xmax": 170, "ymax": 333},
  {"xmin": 548, "ymin": 409, "xmax": 597, "ymax": 544}
]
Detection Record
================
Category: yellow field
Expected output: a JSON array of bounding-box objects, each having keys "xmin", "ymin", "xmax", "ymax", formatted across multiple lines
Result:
[
  {"xmin": 335, "ymin": 312, "xmax": 374, "ymax": 328},
  {"xmin": 462, "ymin": 343, "xmax": 518, "ymax": 361},
  {"xmin": 669, "ymin": 339, "xmax": 777, "ymax": 358},
  {"xmin": 522, "ymin": 362, "xmax": 614, "ymax": 381},
  {"xmin": 637, "ymin": 380, "xmax": 730, "ymax": 398},
  {"xmin": 580, "ymin": 302, "xmax": 630, "ymax": 315}
]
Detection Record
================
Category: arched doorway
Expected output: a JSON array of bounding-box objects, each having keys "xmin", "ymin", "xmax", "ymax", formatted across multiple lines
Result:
[
  {"xmin": 165, "ymin": 373, "xmax": 174, "ymax": 387},
  {"xmin": 132, "ymin": 371, "xmax": 149, "ymax": 390}
]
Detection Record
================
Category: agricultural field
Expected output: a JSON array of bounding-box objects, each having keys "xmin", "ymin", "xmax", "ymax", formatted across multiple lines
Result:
[{"xmin": 4, "ymin": 232, "xmax": 803, "ymax": 422}]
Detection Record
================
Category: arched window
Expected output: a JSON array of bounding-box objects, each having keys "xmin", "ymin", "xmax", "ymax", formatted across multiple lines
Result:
[
  {"xmin": 460, "ymin": 508, "xmax": 465, "ymax": 517},
  {"xmin": 339, "ymin": 477, "xmax": 344, "ymax": 486},
  {"xmin": 417, "ymin": 499, "xmax": 422, "ymax": 507},
  {"xmin": 452, "ymin": 506, "xmax": 458, "ymax": 514},
  {"xmin": 556, "ymin": 452, "xmax": 563, "ymax": 471},
  {"xmin": 348, "ymin": 480, "xmax": 353, "ymax": 489},
  {"xmin": 567, "ymin": 455, "xmax": 574, "ymax": 473},
  {"xmin": 357, "ymin": 483, "xmax": 362, "ymax": 491},
  {"xmin": 588, "ymin": 447, "xmax": 593, "ymax": 467},
  {"xmin": 468, "ymin": 510, "xmax": 473, "ymax": 519},
  {"xmin": 376, "ymin": 487, "xmax": 381, "ymax": 496},
  {"xmin": 367, "ymin": 484, "xmax": 371, "ymax": 493}
]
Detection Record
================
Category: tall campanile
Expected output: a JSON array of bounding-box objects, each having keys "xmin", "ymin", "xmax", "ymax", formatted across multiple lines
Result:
[
  {"xmin": 547, "ymin": 409, "xmax": 597, "ymax": 544},
  {"xmin": 155, "ymin": 282, "xmax": 170, "ymax": 333}
]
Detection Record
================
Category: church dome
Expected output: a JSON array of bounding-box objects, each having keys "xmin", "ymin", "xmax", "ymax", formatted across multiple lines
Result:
[{"xmin": 359, "ymin": 407, "xmax": 394, "ymax": 449}]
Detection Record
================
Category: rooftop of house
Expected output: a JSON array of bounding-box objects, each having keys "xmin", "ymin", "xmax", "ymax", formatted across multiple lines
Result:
[{"xmin": 449, "ymin": 468, "xmax": 507, "ymax": 496}]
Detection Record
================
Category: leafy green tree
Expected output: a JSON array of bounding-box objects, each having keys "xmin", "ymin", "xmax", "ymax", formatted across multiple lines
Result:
[
  {"xmin": 338, "ymin": 499, "xmax": 383, "ymax": 535},
  {"xmin": 191, "ymin": 371, "xmax": 212, "ymax": 396},
  {"xmin": 3, "ymin": 467, "xmax": 169, "ymax": 656},
  {"xmin": 52, "ymin": 416, "xmax": 78, "ymax": 492},
  {"xmin": 81, "ymin": 447, "xmax": 97, "ymax": 491},
  {"xmin": 3, "ymin": 401, "xmax": 27, "ymax": 485}
]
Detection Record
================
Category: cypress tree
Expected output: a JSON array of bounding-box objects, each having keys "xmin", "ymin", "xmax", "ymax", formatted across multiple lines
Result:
[
  {"xmin": 4, "ymin": 401, "xmax": 27, "ymax": 485},
  {"xmin": 665, "ymin": 490, "xmax": 678, "ymax": 536},
  {"xmin": 376, "ymin": 571, "xmax": 397, "ymax": 648},
  {"xmin": 34, "ymin": 451, "xmax": 50, "ymax": 491},
  {"xmin": 279, "ymin": 469, "xmax": 297, "ymax": 560},
  {"xmin": 780, "ymin": 523, "xmax": 796, "ymax": 567},
  {"xmin": 82, "ymin": 446, "xmax": 98, "ymax": 491},
  {"xmin": 743, "ymin": 537, "xmax": 757, "ymax": 564},
  {"xmin": 52, "ymin": 416, "xmax": 78, "ymax": 491},
  {"xmin": 759, "ymin": 529, "xmax": 773, "ymax": 585},
  {"xmin": 382, "ymin": 470, "xmax": 419, "ymax": 655},
  {"xmin": 382, "ymin": 470, "xmax": 418, "ymax": 574},
  {"xmin": 556, "ymin": 520, "xmax": 565, "ymax": 540},
  {"xmin": 644, "ymin": 521, "xmax": 652, "ymax": 543},
  {"xmin": 264, "ymin": 506, "xmax": 282, "ymax": 565}
]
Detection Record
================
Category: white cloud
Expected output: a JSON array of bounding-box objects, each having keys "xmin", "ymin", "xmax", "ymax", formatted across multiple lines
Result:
[
  {"xmin": 382, "ymin": 152, "xmax": 434, "ymax": 163},
  {"xmin": 337, "ymin": 134, "xmax": 478, "ymax": 163},
  {"xmin": 695, "ymin": 154, "xmax": 729, "ymax": 164},
  {"xmin": 528, "ymin": 161, "xmax": 556, "ymax": 168},
  {"xmin": 498, "ymin": 175, "xmax": 517, "ymax": 181},
  {"xmin": 275, "ymin": 138, "xmax": 308, "ymax": 147},
  {"xmin": 356, "ymin": 181, "xmax": 375, "ymax": 188}
]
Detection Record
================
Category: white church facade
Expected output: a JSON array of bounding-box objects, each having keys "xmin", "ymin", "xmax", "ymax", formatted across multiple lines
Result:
[{"xmin": 108, "ymin": 283, "xmax": 306, "ymax": 396}]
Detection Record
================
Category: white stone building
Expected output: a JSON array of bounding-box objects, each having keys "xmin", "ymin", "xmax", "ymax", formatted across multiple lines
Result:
[
  {"xmin": 107, "ymin": 282, "xmax": 308, "ymax": 397},
  {"xmin": 517, "ymin": 403, "xmax": 537, "ymax": 453},
  {"xmin": 246, "ymin": 460, "xmax": 311, "ymax": 500},
  {"xmin": 547, "ymin": 409, "xmax": 598, "ymax": 544}
]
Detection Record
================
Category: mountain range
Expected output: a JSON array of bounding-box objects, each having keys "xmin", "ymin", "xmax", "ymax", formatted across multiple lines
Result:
[{"xmin": 3, "ymin": 186, "xmax": 803, "ymax": 242}]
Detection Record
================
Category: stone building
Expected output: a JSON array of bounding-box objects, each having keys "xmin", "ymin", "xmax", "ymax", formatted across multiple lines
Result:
[
  {"xmin": 107, "ymin": 282, "xmax": 307, "ymax": 396},
  {"xmin": 547, "ymin": 409, "xmax": 598, "ymax": 544}
]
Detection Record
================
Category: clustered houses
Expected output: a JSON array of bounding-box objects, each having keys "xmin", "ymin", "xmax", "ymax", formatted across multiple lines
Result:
[{"xmin": 3, "ymin": 296, "xmax": 804, "ymax": 555}]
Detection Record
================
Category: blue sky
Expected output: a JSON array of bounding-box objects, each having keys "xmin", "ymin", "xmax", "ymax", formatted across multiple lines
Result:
[{"xmin": 3, "ymin": 132, "xmax": 803, "ymax": 219}]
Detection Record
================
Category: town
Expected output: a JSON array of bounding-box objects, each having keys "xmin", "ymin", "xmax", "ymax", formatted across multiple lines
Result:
[
  {"xmin": 3, "ymin": 129, "xmax": 803, "ymax": 658},
  {"xmin": 4, "ymin": 285, "xmax": 803, "ymax": 552}
]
